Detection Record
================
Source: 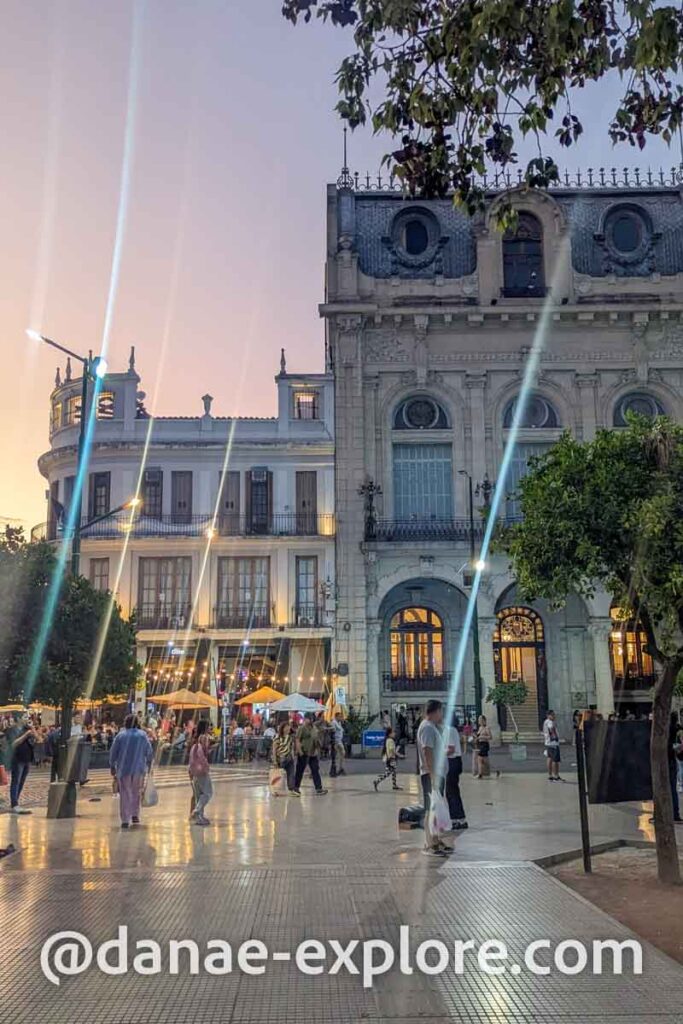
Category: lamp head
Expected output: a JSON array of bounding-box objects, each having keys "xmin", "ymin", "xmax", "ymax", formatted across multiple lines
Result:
[
  {"xmin": 26, "ymin": 328, "xmax": 44, "ymax": 343},
  {"xmin": 92, "ymin": 356, "xmax": 108, "ymax": 379}
]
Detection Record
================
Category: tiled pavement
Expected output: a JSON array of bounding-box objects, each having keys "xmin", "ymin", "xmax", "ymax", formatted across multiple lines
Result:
[{"xmin": 0, "ymin": 770, "xmax": 681, "ymax": 1022}]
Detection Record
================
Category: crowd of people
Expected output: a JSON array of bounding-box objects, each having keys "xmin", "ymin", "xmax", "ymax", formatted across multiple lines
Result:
[{"xmin": 3, "ymin": 701, "xmax": 683, "ymax": 834}]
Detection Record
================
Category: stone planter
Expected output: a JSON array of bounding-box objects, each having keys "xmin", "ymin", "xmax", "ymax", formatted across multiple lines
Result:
[{"xmin": 510, "ymin": 743, "xmax": 527, "ymax": 762}]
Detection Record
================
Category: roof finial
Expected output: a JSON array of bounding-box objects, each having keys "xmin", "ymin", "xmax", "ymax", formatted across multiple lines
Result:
[
  {"xmin": 280, "ymin": 347, "xmax": 287, "ymax": 375},
  {"xmin": 129, "ymin": 345, "xmax": 136, "ymax": 372},
  {"xmin": 337, "ymin": 125, "xmax": 353, "ymax": 190},
  {"xmin": 201, "ymin": 393, "xmax": 213, "ymax": 416},
  {"xmin": 55, "ymin": 367, "xmax": 61, "ymax": 387},
  {"xmin": 65, "ymin": 357, "xmax": 72, "ymax": 382}
]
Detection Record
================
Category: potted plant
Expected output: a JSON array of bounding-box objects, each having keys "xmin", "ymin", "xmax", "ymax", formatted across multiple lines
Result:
[
  {"xmin": 485, "ymin": 682, "xmax": 529, "ymax": 760},
  {"xmin": 343, "ymin": 706, "xmax": 374, "ymax": 757}
]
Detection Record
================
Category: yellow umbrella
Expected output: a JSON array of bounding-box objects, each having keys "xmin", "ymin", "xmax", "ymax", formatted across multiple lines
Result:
[
  {"xmin": 234, "ymin": 685, "xmax": 285, "ymax": 706},
  {"xmin": 149, "ymin": 687, "xmax": 216, "ymax": 710},
  {"xmin": 323, "ymin": 692, "xmax": 346, "ymax": 722}
]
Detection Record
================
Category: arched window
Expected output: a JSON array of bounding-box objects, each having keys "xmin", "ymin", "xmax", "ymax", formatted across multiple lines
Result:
[
  {"xmin": 390, "ymin": 607, "xmax": 444, "ymax": 681},
  {"xmin": 503, "ymin": 394, "xmax": 559, "ymax": 429},
  {"xmin": 97, "ymin": 391, "xmax": 115, "ymax": 420},
  {"xmin": 503, "ymin": 212, "xmax": 545, "ymax": 297},
  {"xmin": 613, "ymin": 392, "xmax": 665, "ymax": 427},
  {"xmin": 393, "ymin": 396, "xmax": 449, "ymax": 430},
  {"xmin": 609, "ymin": 606, "xmax": 655, "ymax": 690}
]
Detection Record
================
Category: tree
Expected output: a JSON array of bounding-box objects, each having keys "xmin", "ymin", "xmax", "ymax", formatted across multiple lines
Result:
[
  {"xmin": 0, "ymin": 527, "xmax": 138, "ymax": 736},
  {"xmin": 500, "ymin": 417, "xmax": 683, "ymax": 884},
  {"xmin": 486, "ymin": 681, "xmax": 529, "ymax": 742},
  {"xmin": 282, "ymin": 1, "xmax": 683, "ymax": 214}
]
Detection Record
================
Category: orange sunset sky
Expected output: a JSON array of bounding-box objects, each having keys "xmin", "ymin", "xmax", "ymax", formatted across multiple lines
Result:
[{"xmin": 1, "ymin": 0, "xmax": 676, "ymax": 531}]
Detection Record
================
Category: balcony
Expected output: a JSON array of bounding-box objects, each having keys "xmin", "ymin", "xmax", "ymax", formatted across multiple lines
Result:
[
  {"xmin": 212, "ymin": 605, "xmax": 272, "ymax": 629},
  {"xmin": 382, "ymin": 672, "xmax": 452, "ymax": 693},
  {"xmin": 291, "ymin": 604, "xmax": 326, "ymax": 627},
  {"xmin": 368, "ymin": 518, "xmax": 481, "ymax": 543},
  {"xmin": 32, "ymin": 511, "xmax": 335, "ymax": 542},
  {"xmin": 137, "ymin": 604, "xmax": 194, "ymax": 630}
]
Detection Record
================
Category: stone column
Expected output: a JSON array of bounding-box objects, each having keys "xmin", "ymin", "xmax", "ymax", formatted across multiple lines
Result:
[
  {"xmin": 366, "ymin": 619, "xmax": 382, "ymax": 714},
  {"xmin": 478, "ymin": 615, "xmax": 501, "ymax": 743},
  {"xmin": 465, "ymin": 372, "xmax": 488, "ymax": 485},
  {"xmin": 588, "ymin": 619, "xmax": 615, "ymax": 715},
  {"xmin": 574, "ymin": 371, "xmax": 599, "ymax": 439}
]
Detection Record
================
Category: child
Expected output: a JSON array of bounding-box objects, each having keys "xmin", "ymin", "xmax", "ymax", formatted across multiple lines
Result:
[{"xmin": 373, "ymin": 727, "xmax": 402, "ymax": 792}]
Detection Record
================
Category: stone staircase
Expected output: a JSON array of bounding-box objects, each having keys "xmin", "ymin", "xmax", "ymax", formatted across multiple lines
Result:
[{"xmin": 500, "ymin": 700, "xmax": 543, "ymax": 743}]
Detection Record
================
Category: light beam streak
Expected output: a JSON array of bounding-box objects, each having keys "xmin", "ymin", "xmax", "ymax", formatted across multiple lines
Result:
[{"xmin": 436, "ymin": 240, "xmax": 571, "ymax": 782}]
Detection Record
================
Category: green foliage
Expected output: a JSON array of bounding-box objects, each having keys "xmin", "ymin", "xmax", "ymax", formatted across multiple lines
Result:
[
  {"xmin": 344, "ymin": 704, "xmax": 375, "ymax": 743},
  {"xmin": 486, "ymin": 681, "xmax": 529, "ymax": 708},
  {"xmin": 499, "ymin": 417, "xmax": 683, "ymax": 666},
  {"xmin": 282, "ymin": 1, "xmax": 683, "ymax": 215},
  {"xmin": 0, "ymin": 527, "xmax": 138, "ymax": 709}
]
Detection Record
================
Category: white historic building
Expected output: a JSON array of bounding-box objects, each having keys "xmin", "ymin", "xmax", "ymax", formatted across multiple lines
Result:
[
  {"xmin": 35, "ymin": 350, "xmax": 335, "ymax": 705},
  {"xmin": 323, "ymin": 168, "xmax": 683, "ymax": 737}
]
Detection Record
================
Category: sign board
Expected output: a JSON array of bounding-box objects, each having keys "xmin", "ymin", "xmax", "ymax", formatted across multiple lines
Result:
[
  {"xmin": 334, "ymin": 686, "xmax": 347, "ymax": 706},
  {"xmin": 362, "ymin": 730, "xmax": 385, "ymax": 749},
  {"xmin": 221, "ymin": 707, "xmax": 231, "ymax": 719}
]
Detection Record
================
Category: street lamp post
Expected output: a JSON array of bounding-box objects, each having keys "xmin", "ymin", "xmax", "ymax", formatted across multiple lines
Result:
[
  {"xmin": 27, "ymin": 330, "xmax": 107, "ymax": 575},
  {"xmin": 459, "ymin": 471, "xmax": 483, "ymax": 718}
]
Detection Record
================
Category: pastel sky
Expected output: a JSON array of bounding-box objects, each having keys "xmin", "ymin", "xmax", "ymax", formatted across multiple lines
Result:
[{"xmin": 2, "ymin": 0, "xmax": 678, "ymax": 530}]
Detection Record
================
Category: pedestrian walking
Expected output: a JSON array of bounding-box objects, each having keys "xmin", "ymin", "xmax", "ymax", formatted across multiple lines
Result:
[
  {"xmin": 416, "ymin": 700, "xmax": 451, "ymax": 857},
  {"xmin": 331, "ymin": 712, "xmax": 346, "ymax": 776},
  {"xmin": 444, "ymin": 713, "xmax": 467, "ymax": 830},
  {"xmin": 272, "ymin": 721, "xmax": 296, "ymax": 793},
  {"xmin": 293, "ymin": 714, "xmax": 328, "ymax": 795},
  {"xmin": 543, "ymin": 709, "xmax": 562, "ymax": 781},
  {"xmin": 6, "ymin": 714, "xmax": 37, "ymax": 814},
  {"xmin": 373, "ymin": 726, "xmax": 402, "ymax": 792},
  {"xmin": 109, "ymin": 714, "xmax": 153, "ymax": 829},
  {"xmin": 189, "ymin": 720, "xmax": 213, "ymax": 826}
]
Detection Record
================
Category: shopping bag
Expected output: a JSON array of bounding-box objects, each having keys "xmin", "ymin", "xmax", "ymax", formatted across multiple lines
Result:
[
  {"xmin": 427, "ymin": 790, "xmax": 451, "ymax": 837},
  {"xmin": 0, "ymin": 765, "xmax": 8, "ymax": 787},
  {"xmin": 142, "ymin": 775, "xmax": 159, "ymax": 807},
  {"xmin": 268, "ymin": 766, "xmax": 286, "ymax": 797},
  {"xmin": 111, "ymin": 775, "xmax": 119, "ymax": 795}
]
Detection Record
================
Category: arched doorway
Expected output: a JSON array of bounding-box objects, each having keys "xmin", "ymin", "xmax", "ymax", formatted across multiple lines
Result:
[{"xmin": 493, "ymin": 606, "xmax": 548, "ymax": 731}]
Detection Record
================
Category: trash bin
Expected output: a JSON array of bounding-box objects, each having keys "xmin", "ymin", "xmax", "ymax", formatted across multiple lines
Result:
[{"xmin": 60, "ymin": 737, "xmax": 92, "ymax": 784}]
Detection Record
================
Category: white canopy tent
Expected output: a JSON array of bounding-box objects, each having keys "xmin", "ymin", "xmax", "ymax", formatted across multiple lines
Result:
[{"xmin": 269, "ymin": 693, "xmax": 326, "ymax": 713}]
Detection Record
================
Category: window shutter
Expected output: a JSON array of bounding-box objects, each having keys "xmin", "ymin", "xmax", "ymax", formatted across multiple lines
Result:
[
  {"xmin": 245, "ymin": 470, "xmax": 252, "ymax": 526},
  {"xmin": 266, "ymin": 470, "xmax": 273, "ymax": 529}
]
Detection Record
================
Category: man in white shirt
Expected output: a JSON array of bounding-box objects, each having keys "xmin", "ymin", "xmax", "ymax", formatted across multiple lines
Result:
[
  {"xmin": 444, "ymin": 715, "xmax": 467, "ymax": 830},
  {"xmin": 543, "ymin": 709, "xmax": 562, "ymax": 781},
  {"xmin": 416, "ymin": 700, "xmax": 451, "ymax": 857}
]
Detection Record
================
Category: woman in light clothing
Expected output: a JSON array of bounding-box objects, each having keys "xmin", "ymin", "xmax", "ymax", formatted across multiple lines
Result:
[
  {"xmin": 109, "ymin": 714, "xmax": 154, "ymax": 829},
  {"xmin": 475, "ymin": 715, "xmax": 499, "ymax": 779},
  {"xmin": 189, "ymin": 720, "xmax": 213, "ymax": 826}
]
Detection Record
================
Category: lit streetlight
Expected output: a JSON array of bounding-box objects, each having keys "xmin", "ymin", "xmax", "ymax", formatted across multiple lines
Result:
[{"xmin": 27, "ymin": 329, "xmax": 108, "ymax": 575}]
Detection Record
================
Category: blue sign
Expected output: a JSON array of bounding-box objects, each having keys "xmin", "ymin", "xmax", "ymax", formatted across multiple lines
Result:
[{"xmin": 362, "ymin": 730, "xmax": 385, "ymax": 749}]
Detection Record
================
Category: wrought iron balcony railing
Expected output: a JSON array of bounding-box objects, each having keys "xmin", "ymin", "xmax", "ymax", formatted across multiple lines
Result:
[
  {"xmin": 291, "ymin": 604, "xmax": 327, "ymax": 627},
  {"xmin": 212, "ymin": 605, "xmax": 272, "ymax": 629},
  {"xmin": 368, "ymin": 518, "xmax": 482, "ymax": 542},
  {"xmin": 382, "ymin": 672, "xmax": 452, "ymax": 693},
  {"xmin": 136, "ymin": 604, "xmax": 194, "ymax": 630},
  {"xmin": 32, "ymin": 511, "xmax": 335, "ymax": 542}
]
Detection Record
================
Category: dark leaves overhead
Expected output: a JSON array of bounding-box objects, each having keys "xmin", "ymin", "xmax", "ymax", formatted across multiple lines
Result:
[{"xmin": 282, "ymin": 1, "xmax": 683, "ymax": 211}]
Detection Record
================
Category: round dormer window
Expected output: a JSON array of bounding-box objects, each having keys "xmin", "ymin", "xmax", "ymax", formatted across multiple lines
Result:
[
  {"xmin": 390, "ymin": 207, "xmax": 440, "ymax": 263},
  {"xmin": 403, "ymin": 219, "xmax": 429, "ymax": 256},
  {"xmin": 602, "ymin": 204, "xmax": 650, "ymax": 262}
]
